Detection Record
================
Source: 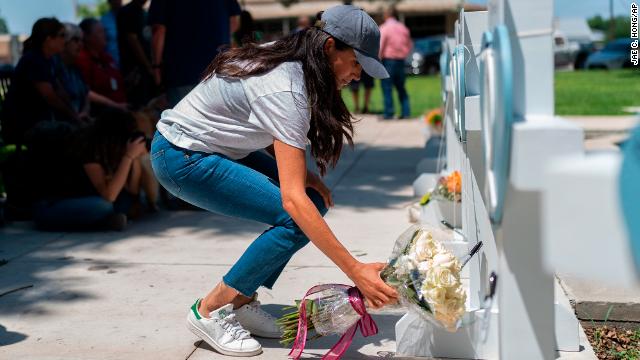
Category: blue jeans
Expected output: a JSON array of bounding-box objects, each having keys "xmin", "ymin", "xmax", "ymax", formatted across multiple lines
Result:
[
  {"xmin": 150, "ymin": 132, "xmax": 328, "ymax": 296},
  {"xmin": 381, "ymin": 59, "xmax": 410, "ymax": 119},
  {"xmin": 33, "ymin": 192, "xmax": 132, "ymax": 231}
]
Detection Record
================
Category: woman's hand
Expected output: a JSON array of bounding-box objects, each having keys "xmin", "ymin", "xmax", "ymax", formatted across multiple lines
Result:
[
  {"xmin": 348, "ymin": 262, "xmax": 398, "ymax": 309},
  {"xmin": 126, "ymin": 137, "xmax": 147, "ymax": 160},
  {"xmin": 306, "ymin": 170, "xmax": 334, "ymax": 209}
]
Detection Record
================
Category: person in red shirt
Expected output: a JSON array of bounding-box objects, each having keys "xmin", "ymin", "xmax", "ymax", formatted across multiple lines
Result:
[
  {"xmin": 77, "ymin": 18, "xmax": 129, "ymax": 113},
  {"xmin": 379, "ymin": 7, "xmax": 412, "ymax": 119}
]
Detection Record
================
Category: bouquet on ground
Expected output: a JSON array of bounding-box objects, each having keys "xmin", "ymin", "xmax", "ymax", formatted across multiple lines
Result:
[
  {"xmin": 418, "ymin": 170, "xmax": 462, "ymax": 207},
  {"xmin": 278, "ymin": 225, "xmax": 467, "ymax": 359},
  {"xmin": 420, "ymin": 171, "xmax": 462, "ymax": 227},
  {"xmin": 432, "ymin": 170, "xmax": 462, "ymax": 202},
  {"xmin": 424, "ymin": 108, "xmax": 444, "ymax": 135}
]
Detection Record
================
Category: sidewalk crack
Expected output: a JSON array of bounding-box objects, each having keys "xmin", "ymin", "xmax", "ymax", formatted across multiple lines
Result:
[
  {"xmin": 184, "ymin": 340, "xmax": 202, "ymax": 359},
  {"xmin": 4, "ymin": 233, "xmax": 67, "ymax": 265}
]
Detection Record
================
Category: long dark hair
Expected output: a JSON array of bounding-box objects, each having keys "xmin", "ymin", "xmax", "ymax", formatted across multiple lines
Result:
[
  {"xmin": 76, "ymin": 109, "xmax": 136, "ymax": 174},
  {"xmin": 204, "ymin": 27, "xmax": 354, "ymax": 175},
  {"xmin": 23, "ymin": 17, "xmax": 64, "ymax": 53}
]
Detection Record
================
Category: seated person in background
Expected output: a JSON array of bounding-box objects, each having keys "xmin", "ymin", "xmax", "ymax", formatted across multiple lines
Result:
[
  {"xmin": 77, "ymin": 19, "xmax": 160, "ymax": 209},
  {"xmin": 77, "ymin": 18, "xmax": 129, "ymax": 113},
  {"xmin": 54, "ymin": 23, "xmax": 91, "ymax": 122},
  {"xmin": 2, "ymin": 18, "xmax": 84, "ymax": 147},
  {"xmin": 33, "ymin": 110, "xmax": 148, "ymax": 231}
]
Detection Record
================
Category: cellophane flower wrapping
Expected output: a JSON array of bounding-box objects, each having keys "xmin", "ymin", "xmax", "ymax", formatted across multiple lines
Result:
[
  {"xmin": 310, "ymin": 287, "xmax": 363, "ymax": 336},
  {"xmin": 292, "ymin": 225, "xmax": 466, "ymax": 339}
]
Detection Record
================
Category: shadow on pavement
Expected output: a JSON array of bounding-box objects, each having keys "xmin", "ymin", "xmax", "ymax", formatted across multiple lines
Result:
[
  {"xmin": 325, "ymin": 145, "xmax": 424, "ymax": 210},
  {"xmin": 0, "ymin": 142, "xmax": 424, "ymax": 349},
  {"xmin": 194, "ymin": 309, "xmax": 403, "ymax": 359},
  {"xmin": 0, "ymin": 324, "xmax": 28, "ymax": 346}
]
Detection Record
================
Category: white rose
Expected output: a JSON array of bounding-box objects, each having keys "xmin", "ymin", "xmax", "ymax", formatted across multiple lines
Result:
[
  {"xmin": 446, "ymin": 285, "xmax": 466, "ymax": 301},
  {"xmin": 422, "ymin": 286, "xmax": 446, "ymax": 304},
  {"xmin": 434, "ymin": 306, "xmax": 457, "ymax": 323},
  {"xmin": 432, "ymin": 252, "xmax": 457, "ymax": 269},
  {"xmin": 424, "ymin": 267, "xmax": 438, "ymax": 286},
  {"xmin": 453, "ymin": 287, "xmax": 467, "ymax": 302},
  {"xmin": 444, "ymin": 297, "xmax": 462, "ymax": 314},
  {"xmin": 434, "ymin": 304, "xmax": 463, "ymax": 332},
  {"xmin": 433, "ymin": 304, "xmax": 447, "ymax": 315},
  {"xmin": 414, "ymin": 230, "xmax": 436, "ymax": 261},
  {"xmin": 433, "ymin": 266, "xmax": 458, "ymax": 288},
  {"xmin": 448, "ymin": 291, "xmax": 467, "ymax": 316}
]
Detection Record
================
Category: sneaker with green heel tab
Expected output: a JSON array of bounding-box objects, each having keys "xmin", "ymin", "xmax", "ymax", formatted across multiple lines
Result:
[
  {"xmin": 234, "ymin": 293, "xmax": 283, "ymax": 339},
  {"xmin": 186, "ymin": 299, "xmax": 262, "ymax": 357}
]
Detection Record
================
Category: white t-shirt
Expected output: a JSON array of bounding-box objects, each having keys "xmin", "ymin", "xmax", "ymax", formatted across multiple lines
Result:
[{"xmin": 157, "ymin": 61, "xmax": 310, "ymax": 159}]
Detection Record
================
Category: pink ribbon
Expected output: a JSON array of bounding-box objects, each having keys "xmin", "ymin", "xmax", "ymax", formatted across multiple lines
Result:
[{"xmin": 288, "ymin": 284, "xmax": 379, "ymax": 360}]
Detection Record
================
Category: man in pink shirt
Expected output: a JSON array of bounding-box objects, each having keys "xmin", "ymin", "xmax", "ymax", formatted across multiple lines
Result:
[{"xmin": 379, "ymin": 7, "xmax": 412, "ymax": 119}]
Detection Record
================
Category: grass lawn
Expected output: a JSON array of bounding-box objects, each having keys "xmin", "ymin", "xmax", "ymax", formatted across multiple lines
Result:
[
  {"xmin": 341, "ymin": 75, "xmax": 442, "ymax": 119},
  {"xmin": 555, "ymin": 69, "xmax": 640, "ymax": 115},
  {"xmin": 342, "ymin": 69, "xmax": 640, "ymax": 117}
]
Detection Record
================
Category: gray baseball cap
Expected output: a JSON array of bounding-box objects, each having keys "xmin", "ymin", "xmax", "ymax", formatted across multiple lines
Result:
[{"xmin": 320, "ymin": 5, "xmax": 389, "ymax": 79}]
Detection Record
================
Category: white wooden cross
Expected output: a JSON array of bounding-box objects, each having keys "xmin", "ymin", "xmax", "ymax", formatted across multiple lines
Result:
[{"xmin": 397, "ymin": 1, "xmax": 596, "ymax": 358}]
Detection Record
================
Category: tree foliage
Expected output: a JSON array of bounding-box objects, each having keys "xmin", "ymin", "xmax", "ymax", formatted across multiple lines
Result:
[
  {"xmin": 77, "ymin": 0, "xmax": 110, "ymax": 19},
  {"xmin": 588, "ymin": 15, "xmax": 632, "ymax": 40},
  {"xmin": 0, "ymin": 11, "xmax": 8, "ymax": 34},
  {"xmin": 0, "ymin": 17, "xmax": 8, "ymax": 34}
]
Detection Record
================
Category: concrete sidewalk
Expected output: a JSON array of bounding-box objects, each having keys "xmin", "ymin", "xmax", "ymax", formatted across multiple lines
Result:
[
  {"xmin": 556, "ymin": 115, "xmax": 640, "ymax": 322},
  {"xmin": 0, "ymin": 114, "xmax": 602, "ymax": 359},
  {"xmin": 0, "ymin": 115, "xmax": 426, "ymax": 360},
  {"xmin": 563, "ymin": 115, "xmax": 638, "ymax": 151}
]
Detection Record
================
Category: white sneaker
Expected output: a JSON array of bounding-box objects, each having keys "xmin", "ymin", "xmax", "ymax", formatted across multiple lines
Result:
[
  {"xmin": 234, "ymin": 294, "xmax": 283, "ymax": 339},
  {"xmin": 186, "ymin": 300, "xmax": 262, "ymax": 357}
]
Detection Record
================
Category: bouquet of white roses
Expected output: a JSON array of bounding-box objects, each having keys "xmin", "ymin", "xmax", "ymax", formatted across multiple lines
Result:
[
  {"xmin": 278, "ymin": 225, "xmax": 468, "ymax": 359},
  {"xmin": 380, "ymin": 225, "xmax": 466, "ymax": 330}
]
